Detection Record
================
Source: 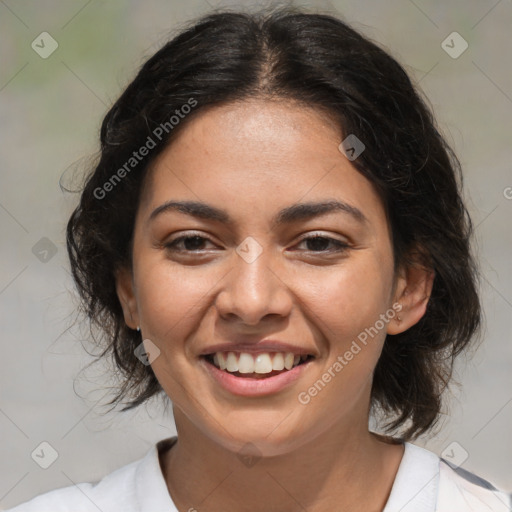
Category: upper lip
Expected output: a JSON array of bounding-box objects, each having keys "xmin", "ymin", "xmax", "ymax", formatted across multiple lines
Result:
[{"xmin": 199, "ymin": 340, "xmax": 317, "ymax": 357}]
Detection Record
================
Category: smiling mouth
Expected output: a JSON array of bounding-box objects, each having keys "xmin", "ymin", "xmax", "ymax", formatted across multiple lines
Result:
[{"xmin": 202, "ymin": 351, "xmax": 314, "ymax": 379}]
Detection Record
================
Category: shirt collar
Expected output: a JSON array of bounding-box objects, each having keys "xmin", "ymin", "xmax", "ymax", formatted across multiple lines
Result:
[
  {"xmin": 134, "ymin": 436, "xmax": 179, "ymax": 512},
  {"xmin": 383, "ymin": 442, "xmax": 440, "ymax": 512}
]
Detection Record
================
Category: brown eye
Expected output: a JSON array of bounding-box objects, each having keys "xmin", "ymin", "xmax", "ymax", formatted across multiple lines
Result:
[
  {"xmin": 165, "ymin": 235, "xmax": 214, "ymax": 252},
  {"xmin": 294, "ymin": 235, "xmax": 350, "ymax": 253}
]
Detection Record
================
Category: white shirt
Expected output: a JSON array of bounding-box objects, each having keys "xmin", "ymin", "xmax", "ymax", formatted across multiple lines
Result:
[{"xmin": 6, "ymin": 436, "xmax": 511, "ymax": 511}]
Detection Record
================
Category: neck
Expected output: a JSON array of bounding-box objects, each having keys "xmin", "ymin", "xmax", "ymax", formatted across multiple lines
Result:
[{"xmin": 160, "ymin": 411, "xmax": 404, "ymax": 512}]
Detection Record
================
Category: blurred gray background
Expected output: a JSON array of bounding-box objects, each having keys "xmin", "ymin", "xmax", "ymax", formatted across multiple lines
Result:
[{"xmin": 1, "ymin": 0, "xmax": 511, "ymax": 508}]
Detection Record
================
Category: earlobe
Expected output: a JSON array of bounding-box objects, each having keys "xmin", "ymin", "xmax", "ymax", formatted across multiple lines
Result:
[
  {"xmin": 387, "ymin": 262, "xmax": 435, "ymax": 335},
  {"xmin": 115, "ymin": 266, "xmax": 139, "ymax": 330}
]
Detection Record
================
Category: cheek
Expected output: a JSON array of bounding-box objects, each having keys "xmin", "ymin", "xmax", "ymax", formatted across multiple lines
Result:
[
  {"xmin": 133, "ymin": 260, "xmax": 213, "ymax": 355},
  {"xmin": 133, "ymin": 262, "xmax": 212, "ymax": 406},
  {"xmin": 294, "ymin": 256, "xmax": 394, "ymax": 416},
  {"xmin": 295, "ymin": 254, "xmax": 394, "ymax": 403},
  {"xmin": 299, "ymin": 253, "xmax": 394, "ymax": 344}
]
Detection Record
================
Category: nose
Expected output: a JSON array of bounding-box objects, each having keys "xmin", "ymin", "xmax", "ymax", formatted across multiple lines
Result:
[{"xmin": 214, "ymin": 244, "xmax": 293, "ymax": 327}]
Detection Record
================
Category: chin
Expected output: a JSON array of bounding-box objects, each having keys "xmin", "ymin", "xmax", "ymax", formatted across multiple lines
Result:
[{"xmin": 207, "ymin": 416, "xmax": 316, "ymax": 458}]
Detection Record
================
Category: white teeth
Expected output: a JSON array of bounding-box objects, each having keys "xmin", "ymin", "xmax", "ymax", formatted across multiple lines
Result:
[
  {"xmin": 226, "ymin": 352, "xmax": 239, "ymax": 372},
  {"xmin": 272, "ymin": 353, "xmax": 285, "ymax": 371},
  {"xmin": 209, "ymin": 351, "xmax": 309, "ymax": 374},
  {"xmin": 238, "ymin": 353, "xmax": 255, "ymax": 373},
  {"xmin": 284, "ymin": 353, "xmax": 294, "ymax": 370},
  {"xmin": 254, "ymin": 353, "xmax": 273, "ymax": 373}
]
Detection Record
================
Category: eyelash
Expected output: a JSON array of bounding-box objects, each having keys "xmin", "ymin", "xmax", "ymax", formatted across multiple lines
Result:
[{"xmin": 164, "ymin": 232, "xmax": 350, "ymax": 254}]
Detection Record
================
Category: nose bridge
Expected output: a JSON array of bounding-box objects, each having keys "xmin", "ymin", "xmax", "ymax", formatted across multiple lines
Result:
[{"xmin": 215, "ymin": 238, "xmax": 291, "ymax": 324}]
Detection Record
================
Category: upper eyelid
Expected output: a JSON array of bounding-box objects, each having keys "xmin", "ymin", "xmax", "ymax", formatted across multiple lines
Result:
[
  {"xmin": 166, "ymin": 231, "xmax": 346, "ymax": 242},
  {"xmin": 296, "ymin": 232, "xmax": 349, "ymax": 243},
  {"xmin": 293, "ymin": 235, "xmax": 350, "ymax": 251}
]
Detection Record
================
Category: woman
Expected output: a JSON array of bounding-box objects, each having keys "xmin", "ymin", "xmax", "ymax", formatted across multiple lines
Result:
[{"xmin": 7, "ymin": 7, "xmax": 511, "ymax": 512}]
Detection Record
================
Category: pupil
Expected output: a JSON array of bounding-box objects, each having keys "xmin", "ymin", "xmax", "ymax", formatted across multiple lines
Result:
[
  {"xmin": 308, "ymin": 237, "xmax": 329, "ymax": 251},
  {"xmin": 185, "ymin": 236, "xmax": 204, "ymax": 250}
]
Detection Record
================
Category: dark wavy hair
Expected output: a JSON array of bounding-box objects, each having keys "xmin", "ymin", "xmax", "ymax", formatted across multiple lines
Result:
[{"xmin": 65, "ymin": 6, "xmax": 481, "ymax": 440}]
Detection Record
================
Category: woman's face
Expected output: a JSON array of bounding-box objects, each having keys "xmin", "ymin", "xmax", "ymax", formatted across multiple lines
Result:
[{"xmin": 117, "ymin": 98, "xmax": 406, "ymax": 456}]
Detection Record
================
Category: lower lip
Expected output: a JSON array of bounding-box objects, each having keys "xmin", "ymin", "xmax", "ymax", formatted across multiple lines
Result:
[{"xmin": 200, "ymin": 358, "xmax": 313, "ymax": 397}]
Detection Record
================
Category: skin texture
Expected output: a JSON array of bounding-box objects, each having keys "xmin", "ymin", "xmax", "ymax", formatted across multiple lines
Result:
[{"xmin": 116, "ymin": 98, "xmax": 434, "ymax": 512}]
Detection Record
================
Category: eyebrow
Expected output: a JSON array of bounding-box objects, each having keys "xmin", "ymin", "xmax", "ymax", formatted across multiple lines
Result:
[{"xmin": 148, "ymin": 199, "xmax": 367, "ymax": 227}]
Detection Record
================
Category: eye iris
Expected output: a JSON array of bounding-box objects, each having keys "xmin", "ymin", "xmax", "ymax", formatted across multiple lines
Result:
[
  {"xmin": 307, "ymin": 237, "xmax": 330, "ymax": 251},
  {"xmin": 184, "ymin": 236, "xmax": 205, "ymax": 250}
]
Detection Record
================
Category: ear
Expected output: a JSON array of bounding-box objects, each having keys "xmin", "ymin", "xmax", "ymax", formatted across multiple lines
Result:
[
  {"xmin": 115, "ymin": 265, "xmax": 139, "ymax": 330},
  {"xmin": 387, "ymin": 256, "xmax": 435, "ymax": 335}
]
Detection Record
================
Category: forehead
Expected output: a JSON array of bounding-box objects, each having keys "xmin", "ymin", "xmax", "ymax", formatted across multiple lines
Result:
[
  {"xmin": 139, "ymin": 99, "xmax": 386, "ymax": 228},
  {"xmin": 143, "ymin": 100, "xmax": 340, "ymax": 186}
]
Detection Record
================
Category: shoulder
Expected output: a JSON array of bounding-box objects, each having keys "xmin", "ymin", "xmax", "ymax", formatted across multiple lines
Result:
[
  {"xmin": 437, "ymin": 458, "xmax": 512, "ymax": 511},
  {"xmin": 5, "ymin": 452, "xmax": 143, "ymax": 512},
  {"xmin": 384, "ymin": 442, "xmax": 511, "ymax": 512},
  {"xmin": 5, "ymin": 438, "xmax": 178, "ymax": 512}
]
